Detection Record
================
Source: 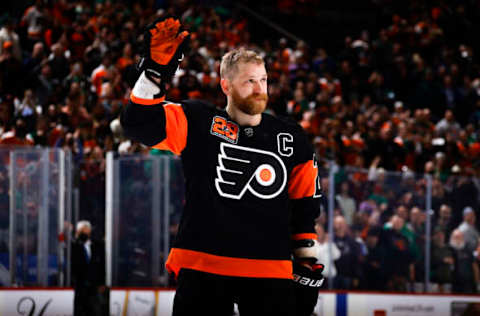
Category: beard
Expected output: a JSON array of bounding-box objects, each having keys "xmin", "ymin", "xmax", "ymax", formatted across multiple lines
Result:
[
  {"xmin": 231, "ymin": 87, "xmax": 268, "ymax": 115},
  {"xmin": 449, "ymin": 240, "xmax": 465, "ymax": 250}
]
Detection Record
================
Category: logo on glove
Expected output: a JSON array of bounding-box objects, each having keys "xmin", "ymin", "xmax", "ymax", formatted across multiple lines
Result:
[{"xmin": 293, "ymin": 274, "xmax": 324, "ymax": 287}]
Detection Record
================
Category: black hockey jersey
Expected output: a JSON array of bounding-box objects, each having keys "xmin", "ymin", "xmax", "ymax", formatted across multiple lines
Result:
[{"xmin": 121, "ymin": 91, "xmax": 321, "ymax": 279}]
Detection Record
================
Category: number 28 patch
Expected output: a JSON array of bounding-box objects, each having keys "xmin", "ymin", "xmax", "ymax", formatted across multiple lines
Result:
[{"xmin": 210, "ymin": 116, "xmax": 239, "ymax": 144}]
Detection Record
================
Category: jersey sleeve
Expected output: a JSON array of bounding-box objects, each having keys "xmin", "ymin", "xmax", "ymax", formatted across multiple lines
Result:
[
  {"xmin": 288, "ymin": 127, "xmax": 321, "ymax": 240},
  {"xmin": 120, "ymin": 71, "xmax": 188, "ymax": 155}
]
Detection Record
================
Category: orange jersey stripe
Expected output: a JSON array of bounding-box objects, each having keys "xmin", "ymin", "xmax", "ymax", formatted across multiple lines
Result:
[
  {"xmin": 130, "ymin": 92, "xmax": 166, "ymax": 105},
  {"xmin": 166, "ymin": 248, "xmax": 293, "ymax": 279},
  {"xmin": 288, "ymin": 160, "xmax": 317, "ymax": 199},
  {"xmin": 152, "ymin": 103, "xmax": 187, "ymax": 155},
  {"xmin": 291, "ymin": 233, "xmax": 317, "ymax": 241}
]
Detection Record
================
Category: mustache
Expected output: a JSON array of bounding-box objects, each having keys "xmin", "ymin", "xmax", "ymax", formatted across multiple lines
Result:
[{"xmin": 247, "ymin": 93, "xmax": 268, "ymax": 101}]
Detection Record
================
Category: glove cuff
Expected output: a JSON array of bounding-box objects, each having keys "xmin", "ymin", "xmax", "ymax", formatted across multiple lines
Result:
[
  {"xmin": 131, "ymin": 71, "xmax": 165, "ymax": 103},
  {"xmin": 293, "ymin": 239, "xmax": 320, "ymax": 263}
]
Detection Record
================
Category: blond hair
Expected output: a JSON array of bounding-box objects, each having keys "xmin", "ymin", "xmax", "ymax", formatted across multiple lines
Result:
[{"xmin": 220, "ymin": 48, "xmax": 264, "ymax": 80}]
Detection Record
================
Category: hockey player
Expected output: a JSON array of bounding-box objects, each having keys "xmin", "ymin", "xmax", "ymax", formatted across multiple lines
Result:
[{"xmin": 121, "ymin": 17, "xmax": 324, "ymax": 316}]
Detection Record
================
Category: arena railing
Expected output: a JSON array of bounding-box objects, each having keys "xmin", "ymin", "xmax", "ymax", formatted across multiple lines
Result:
[
  {"xmin": 0, "ymin": 147, "xmax": 72, "ymax": 287},
  {"xmin": 3, "ymin": 150, "xmax": 478, "ymax": 294}
]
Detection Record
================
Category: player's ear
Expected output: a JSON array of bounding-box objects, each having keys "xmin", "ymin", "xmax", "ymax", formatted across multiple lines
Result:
[{"xmin": 220, "ymin": 78, "xmax": 229, "ymax": 95}]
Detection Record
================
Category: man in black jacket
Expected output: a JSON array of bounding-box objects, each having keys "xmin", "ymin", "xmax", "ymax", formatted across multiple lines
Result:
[{"xmin": 71, "ymin": 220, "xmax": 106, "ymax": 316}]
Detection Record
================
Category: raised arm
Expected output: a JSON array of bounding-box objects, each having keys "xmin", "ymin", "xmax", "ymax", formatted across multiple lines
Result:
[{"xmin": 120, "ymin": 17, "xmax": 189, "ymax": 154}]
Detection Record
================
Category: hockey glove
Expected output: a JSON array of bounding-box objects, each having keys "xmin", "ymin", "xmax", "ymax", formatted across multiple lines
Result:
[
  {"xmin": 292, "ymin": 261, "xmax": 325, "ymax": 316},
  {"xmin": 137, "ymin": 17, "xmax": 189, "ymax": 92}
]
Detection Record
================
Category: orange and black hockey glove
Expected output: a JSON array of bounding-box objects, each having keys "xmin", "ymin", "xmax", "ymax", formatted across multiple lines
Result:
[
  {"xmin": 137, "ymin": 17, "xmax": 189, "ymax": 86},
  {"xmin": 292, "ymin": 261, "xmax": 325, "ymax": 316}
]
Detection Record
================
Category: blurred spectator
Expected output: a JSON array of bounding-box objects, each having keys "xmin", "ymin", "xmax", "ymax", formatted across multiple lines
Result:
[
  {"xmin": 90, "ymin": 53, "xmax": 112, "ymax": 97},
  {"xmin": 393, "ymin": 204, "xmax": 408, "ymax": 224},
  {"xmin": 457, "ymin": 206, "xmax": 480, "ymax": 254},
  {"xmin": 0, "ymin": 41, "xmax": 23, "ymax": 97},
  {"xmin": 363, "ymin": 226, "xmax": 385, "ymax": 290},
  {"xmin": 55, "ymin": 131, "xmax": 84, "ymax": 163},
  {"xmin": 24, "ymin": 42, "xmax": 46, "ymax": 88},
  {"xmin": 33, "ymin": 61, "xmax": 57, "ymax": 107},
  {"xmin": 407, "ymin": 207, "xmax": 425, "ymax": 236},
  {"xmin": 333, "ymin": 215, "xmax": 362, "ymax": 289},
  {"xmin": 63, "ymin": 62, "xmax": 89, "ymax": 97},
  {"xmin": 20, "ymin": 0, "xmax": 45, "ymax": 48},
  {"xmin": 60, "ymin": 93, "xmax": 91, "ymax": 131},
  {"xmin": 335, "ymin": 181, "xmax": 356, "ymax": 226},
  {"xmin": 380, "ymin": 215, "xmax": 414, "ymax": 292},
  {"xmin": 430, "ymin": 227, "xmax": 454, "ymax": 293},
  {"xmin": 407, "ymin": 207, "xmax": 425, "ymax": 286},
  {"xmin": 48, "ymin": 42, "xmax": 70, "ymax": 82},
  {"xmin": 71, "ymin": 220, "xmax": 106, "ymax": 316},
  {"xmin": 0, "ymin": 118, "xmax": 33, "ymax": 146},
  {"xmin": 0, "ymin": 17, "xmax": 21, "ymax": 61},
  {"xmin": 449, "ymin": 229, "xmax": 479, "ymax": 294},
  {"xmin": 435, "ymin": 109, "xmax": 461, "ymax": 138},
  {"xmin": 14, "ymin": 89, "xmax": 38, "ymax": 133},
  {"xmin": 434, "ymin": 204, "xmax": 455, "ymax": 240},
  {"xmin": 314, "ymin": 221, "xmax": 340, "ymax": 280}
]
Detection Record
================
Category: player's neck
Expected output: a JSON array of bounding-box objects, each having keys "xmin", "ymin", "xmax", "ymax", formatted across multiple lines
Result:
[{"xmin": 226, "ymin": 104, "xmax": 262, "ymax": 126}]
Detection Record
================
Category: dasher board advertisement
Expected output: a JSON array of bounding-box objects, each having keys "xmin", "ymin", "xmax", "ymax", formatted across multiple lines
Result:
[
  {"xmin": 0, "ymin": 290, "xmax": 73, "ymax": 316},
  {"xmin": 348, "ymin": 293, "xmax": 480, "ymax": 316},
  {"xmin": 110, "ymin": 289, "xmax": 174, "ymax": 316}
]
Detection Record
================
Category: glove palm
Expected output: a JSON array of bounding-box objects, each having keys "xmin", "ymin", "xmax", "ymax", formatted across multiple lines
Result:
[
  {"xmin": 139, "ymin": 17, "xmax": 189, "ymax": 84},
  {"xmin": 148, "ymin": 18, "xmax": 189, "ymax": 66}
]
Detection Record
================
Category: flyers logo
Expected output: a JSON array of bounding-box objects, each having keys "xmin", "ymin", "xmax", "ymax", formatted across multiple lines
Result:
[
  {"xmin": 215, "ymin": 143, "xmax": 287, "ymax": 200},
  {"xmin": 210, "ymin": 116, "xmax": 239, "ymax": 144}
]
